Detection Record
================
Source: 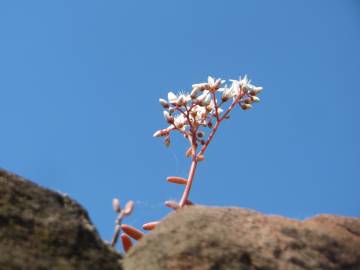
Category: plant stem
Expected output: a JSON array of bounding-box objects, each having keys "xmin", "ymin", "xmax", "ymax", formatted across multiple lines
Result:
[
  {"xmin": 199, "ymin": 119, "xmax": 221, "ymax": 156},
  {"xmin": 111, "ymin": 212, "xmax": 124, "ymax": 247},
  {"xmin": 179, "ymin": 159, "xmax": 198, "ymax": 207},
  {"xmin": 178, "ymin": 90, "xmax": 245, "ymax": 208}
]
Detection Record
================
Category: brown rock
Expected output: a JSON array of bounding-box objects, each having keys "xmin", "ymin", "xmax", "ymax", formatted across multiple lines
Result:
[
  {"xmin": 0, "ymin": 169, "xmax": 122, "ymax": 270},
  {"xmin": 123, "ymin": 206, "xmax": 360, "ymax": 270}
]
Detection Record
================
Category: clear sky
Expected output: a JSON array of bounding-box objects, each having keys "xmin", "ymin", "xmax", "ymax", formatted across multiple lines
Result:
[{"xmin": 1, "ymin": 1, "xmax": 359, "ymax": 244}]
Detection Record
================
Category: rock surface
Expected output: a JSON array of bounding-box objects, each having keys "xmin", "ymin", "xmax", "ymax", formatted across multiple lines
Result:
[
  {"xmin": 124, "ymin": 206, "xmax": 360, "ymax": 270},
  {"xmin": 0, "ymin": 169, "xmax": 122, "ymax": 270},
  {"xmin": 1, "ymin": 168, "xmax": 359, "ymax": 270}
]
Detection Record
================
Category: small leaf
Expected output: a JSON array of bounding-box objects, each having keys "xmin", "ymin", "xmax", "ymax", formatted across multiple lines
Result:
[
  {"xmin": 121, "ymin": 233, "xmax": 133, "ymax": 252},
  {"xmin": 123, "ymin": 201, "xmax": 134, "ymax": 215},
  {"xmin": 121, "ymin": 224, "xmax": 144, "ymax": 240},
  {"xmin": 142, "ymin": 221, "xmax": 160, "ymax": 231},
  {"xmin": 196, "ymin": 155, "xmax": 205, "ymax": 162},
  {"xmin": 167, "ymin": 176, "xmax": 188, "ymax": 185},
  {"xmin": 164, "ymin": 200, "xmax": 180, "ymax": 210},
  {"xmin": 185, "ymin": 147, "xmax": 193, "ymax": 157}
]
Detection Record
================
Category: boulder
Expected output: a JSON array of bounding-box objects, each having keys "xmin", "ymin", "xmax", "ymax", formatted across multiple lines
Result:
[
  {"xmin": 123, "ymin": 206, "xmax": 360, "ymax": 270},
  {"xmin": 0, "ymin": 169, "xmax": 122, "ymax": 270},
  {"xmin": 2, "ymin": 168, "xmax": 359, "ymax": 270}
]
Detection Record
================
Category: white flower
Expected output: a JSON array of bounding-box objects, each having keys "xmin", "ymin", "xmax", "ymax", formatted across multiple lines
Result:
[
  {"xmin": 195, "ymin": 106, "xmax": 208, "ymax": 125},
  {"xmin": 159, "ymin": 98, "xmax": 169, "ymax": 108},
  {"xmin": 192, "ymin": 76, "xmax": 225, "ymax": 93},
  {"xmin": 231, "ymin": 75, "xmax": 263, "ymax": 96},
  {"xmin": 239, "ymin": 75, "xmax": 250, "ymax": 88},
  {"xmin": 246, "ymin": 84, "xmax": 263, "ymax": 95},
  {"xmin": 192, "ymin": 82, "xmax": 210, "ymax": 91},
  {"xmin": 207, "ymin": 76, "xmax": 225, "ymax": 91},
  {"xmin": 190, "ymin": 87, "xmax": 201, "ymax": 98},
  {"xmin": 167, "ymin": 91, "xmax": 190, "ymax": 106},
  {"xmin": 174, "ymin": 114, "xmax": 188, "ymax": 129},
  {"xmin": 153, "ymin": 130, "xmax": 163, "ymax": 137},
  {"xmin": 153, "ymin": 129, "xmax": 169, "ymax": 137},
  {"xmin": 251, "ymin": 96, "xmax": 261, "ymax": 103},
  {"xmin": 168, "ymin": 92, "xmax": 177, "ymax": 104},
  {"xmin": 221, "ymin": 80, "xmax": 239, "ymax": 101},
  {"xmin": 163, "ymin": 111, "xmax": 174, "ymax": 123},
  {"xmin": 196, "ymin": 91, "xmax": 211, "ymax": 106}
]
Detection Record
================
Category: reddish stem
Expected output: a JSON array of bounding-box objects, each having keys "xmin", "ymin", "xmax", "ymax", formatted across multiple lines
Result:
[
  {"xmin": 179, "ymin": 159, "xmax": 198, "ymax": 207},
  {"xmin": 178, "ymin": 90, "xmax": 245, "ymax": 207},
  {"xmin": 212, "ymin": 92, "xmax": 220, "ymax": 121}
]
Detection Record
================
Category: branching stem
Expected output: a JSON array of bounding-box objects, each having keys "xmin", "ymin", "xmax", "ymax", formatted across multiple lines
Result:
[{"xmin": 178, "ymin": 89, "xmax": 245, "ymax": 207}]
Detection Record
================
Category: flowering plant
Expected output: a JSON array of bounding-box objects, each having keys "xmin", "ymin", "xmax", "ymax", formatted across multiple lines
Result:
[{"xmin": 111, "ymin": 75, "xmax": 263, "ymax": 252}]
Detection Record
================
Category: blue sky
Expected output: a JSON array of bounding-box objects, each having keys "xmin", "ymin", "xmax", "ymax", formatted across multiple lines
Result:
[{"xmin": 1, "ymin": 0, "xmax": 359, "ymax": 245}]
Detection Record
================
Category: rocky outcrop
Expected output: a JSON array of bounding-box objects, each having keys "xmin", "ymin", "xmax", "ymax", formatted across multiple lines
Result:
[
  {"xmin": 123, "ymin": 206, "xmax": 360, "ymax": 270},
  {"xmin": 1, "ymin": 168, "xmax": 359, "ymax": 270},
  {"xmin": 0, "ymin": 169, "xmax": 122, "ymax": 270}
]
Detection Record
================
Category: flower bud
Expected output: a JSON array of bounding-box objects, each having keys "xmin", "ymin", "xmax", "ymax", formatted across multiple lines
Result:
[
  {"xmin": 221, "ymin": 95, "xmax": 229, "ymax": 102},
  {"xmin": 249, "ymin": 87, "xmax": 263, "ymax": 95},
  {"xmin": 164, "ymin": 137, "xmax": 171, "ymax": 147},
  {"xmin": 153, "ymin": 130, "xmax": 163, "ymax": 137},
  {"xmin": 197, "ymin": 131, "xmax": 205, "ymax": 138},
  {"xmin": 244, "ymin": 98, "xmax": 253, "ymax": 104},
  {"xmin": 159, "ymin": 98, "xmax": 169, "ymax": 108},
  {"xmin": 241, "ymin": 103, "xmax": 252, "ymax": 110},
  {"xmin": 112, "ymin": 198, "xmax": 121, "ymax": 213},
  {"xmin": 177, "ymin": 95, "xmax": 185, "ymax": 106},
  {"xmin": 163, "ymin": 110, "xmax": 170, "ymax": 119},
  {"xmin": 251, "ymin": 96, "xmax": 260, "ymax": 103},
  {"xmin": 176, "ymin": 122, "xmax": 184, "ymax": 129},
  {"xmin": 185, "ymin": 147, "xmax": 194, "ymax": 157},
  {"xmin": 196, "ymin": 155, "xmax": 205, "ymax": 162},
  {"xmin": 192, "ymin": 83, "xmax": 209, "ymax": 91},
  {"xmin": 202, "ymin": 94, "xmax": 211, "ymax": 106},
  {"xmin": 221, "ymin": 88, "xmax": 233, "ymax": 102},
  {"xmin": 213, "ymin": 79, "xmax": 222, "ymax": 89},
  {"xmin": 190, "ymin": 88, "xmax": 200, "ymax": 99},
  {"xmin": 163, "ymin": 111, "xmax": 174, "ymax": 123},
  {"xmin": 168, "ymin": 91, "xmax": 177, "ymax": 104}
]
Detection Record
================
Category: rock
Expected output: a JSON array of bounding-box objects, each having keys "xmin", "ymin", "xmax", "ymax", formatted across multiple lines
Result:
[
  {"xmin": 123, "ymin": 206, "xmax": 360, "ymax": 270},
  {"xmin": 0, "ymin": 169, "xmax": 122, "ymax": 270}
]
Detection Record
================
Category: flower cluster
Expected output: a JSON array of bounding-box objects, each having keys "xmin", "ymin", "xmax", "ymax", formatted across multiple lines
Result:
[
  {"xmin": 153, "ymin": 75, "xmax": 263, "ymax": 152},
  {"xmin": 111, "ymin": 75, "xmax": 263, "ymax": 253}
]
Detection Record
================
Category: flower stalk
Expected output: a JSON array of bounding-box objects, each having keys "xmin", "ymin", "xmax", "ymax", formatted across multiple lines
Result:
[
  {"xmin": 112, "ymin": 75, "xmax": 263, "ymax": 253},
  {"xmin": 153, "ymin": 75, "xmax": 263, "ymax": 209}
]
